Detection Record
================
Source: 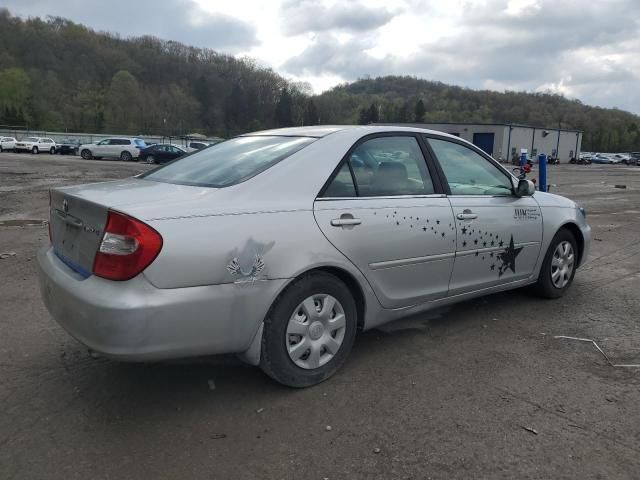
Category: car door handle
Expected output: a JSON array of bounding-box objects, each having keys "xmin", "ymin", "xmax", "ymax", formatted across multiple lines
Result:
[
  {"xmin": 456, "ymin": 213, "xmax": 478, "ymax": 220},
  {"xmin": 330, "ymin": 218, "xmax": 362, "ymax": 227}
]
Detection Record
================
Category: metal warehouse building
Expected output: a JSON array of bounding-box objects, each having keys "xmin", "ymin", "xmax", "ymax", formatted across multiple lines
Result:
[{"xmin": 397, "ymin": 123, "xmax": 583, "ymax": 163}]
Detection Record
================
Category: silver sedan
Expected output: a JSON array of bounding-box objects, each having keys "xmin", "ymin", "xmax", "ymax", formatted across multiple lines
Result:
[{"xmin": 38, "ymin": 126, "xmax": 591, "ymax": 387}]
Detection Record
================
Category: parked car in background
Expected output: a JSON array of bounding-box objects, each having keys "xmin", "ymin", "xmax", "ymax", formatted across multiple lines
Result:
[
  {"xmin": 79, "ymin": 138, "xmax": 146, "ymax": 161},
  {"xmin": 38, "ymin": 125, "xmax": 591, "ymax": 387},
  {"xmin": 613, "ymin": 153, "xmax": 631, "ymax": 164},
  {"xmin": 55, "ymin": 139, "xmax": 80, "ymax": 156},
  {"xmin": 590, "ymin": 154, "xmax": 613, "ymax": 164},
  {"xmin": 0, "ymin": 136, "xmax": 17, "ymax": 152},
  {"xmin": 187, "ymin": 141, "xmax": 211, "ymax": 151},
  {"xmin": 629, "ymin": 152, "xmax": 640, "ymax": 165},
  {"xmin": 14, "ymin": 137, "xmax": 57, "ymax": 154},
  {"xmin": 139, "ymin": 143, "xmax": 187, "ymax": 164}
]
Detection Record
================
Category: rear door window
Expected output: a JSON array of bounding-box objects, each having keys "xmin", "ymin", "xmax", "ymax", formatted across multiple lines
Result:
[{"xmin": 322, "ymin": 136, "xmax": 435, "ymax": 198}]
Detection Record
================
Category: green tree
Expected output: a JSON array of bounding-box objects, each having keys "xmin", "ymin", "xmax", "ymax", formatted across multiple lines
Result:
[
  {"xmin": 275, "ymin": 87, "xmax": 293, "ymax": 127},
  {"xmin": 0, "ymin": 67, "xmax": 31, "ymax": 124},
  {"xmin": 105, "ymin": 70, "xmax": 141, "ymax": 133},
  {"xmin": 367, "ymin": 103, "xmax": 379, "ymax": 123},
  {"xmin": 303, "ymin": 98, "xmax": 319, "ymax": 125},
  {"xmin": 414, "ymin": 99, "xmax": 426, "ymax": 122}
]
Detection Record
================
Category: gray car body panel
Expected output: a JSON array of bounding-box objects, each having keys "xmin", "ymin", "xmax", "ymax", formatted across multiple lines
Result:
[{"xmin": 37, "ymin": 125, "xmax": 591, "ymax": 365}]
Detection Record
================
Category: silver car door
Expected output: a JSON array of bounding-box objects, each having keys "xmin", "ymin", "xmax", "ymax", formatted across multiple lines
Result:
[
  {"xmin": 426, "ymin": 136, "xmax": 542, "ymax": 295},
  {"xmin": 314, "ymin": 134, "xmax": 456, "ymax": 309}
]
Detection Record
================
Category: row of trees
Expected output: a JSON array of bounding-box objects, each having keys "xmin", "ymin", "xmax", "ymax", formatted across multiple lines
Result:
[{"xmin": 1, "ymin": 10, "xmax": 639, "ymax": 151}]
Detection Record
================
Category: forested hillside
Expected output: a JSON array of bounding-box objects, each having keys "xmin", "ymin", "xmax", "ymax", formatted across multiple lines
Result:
[
  {"xmin": 1, "ymin": 9, "xmax": 639, "ymax": 151},
  {"xmin": 0, "ymin": 9, "xmax": 314, "ymax": 137},
  {"xmin": 315, "ymin": 76, "xmax": 640, "ymax": 152}
]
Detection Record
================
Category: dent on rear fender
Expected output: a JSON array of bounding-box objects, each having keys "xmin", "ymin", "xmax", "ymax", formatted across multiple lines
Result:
[{"xmin": 225, "ymin": 237, "xmax": 275, "ymax": 284}]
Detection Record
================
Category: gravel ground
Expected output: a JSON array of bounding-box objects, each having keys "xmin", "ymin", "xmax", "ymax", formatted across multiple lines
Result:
[{"xmin": 1, "ymin": 153, "xmax": 639, "ymax": 479}]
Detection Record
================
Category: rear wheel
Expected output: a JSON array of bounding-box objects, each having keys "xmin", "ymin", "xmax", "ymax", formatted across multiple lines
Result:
[
  {"xmin": 81, "ymin": 149, "xmax": 92, "ymax": 160},
  {"xmin": 0, "ymin": 146, "xmax": 3, "ymax": 153},
  {"xmin": 120, "ymin": 151, "xmax": 132, "ymax": 162},
  {"xmin": 145, "ymin": 155, "xmax": 156, "ymax": 164},
  {"xmin": 260, "ymin": 272, "xmax": 357, "ymax": 388},
  {"xmin": 536, "ymin": 229, "xmax": 578, "ymax": 299},
  {"xmin": 32, "ymin": 146, "xmax": 39, "ymax": 154}
]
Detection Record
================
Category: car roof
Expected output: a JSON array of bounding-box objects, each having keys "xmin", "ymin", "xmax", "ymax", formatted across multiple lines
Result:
[{"xmin": 242, "ymin": 124, "xmax": 461, "ymax": 139}]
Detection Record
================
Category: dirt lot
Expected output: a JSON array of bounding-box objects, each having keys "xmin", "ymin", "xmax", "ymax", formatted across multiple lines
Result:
[{"xmin": 1, "ymin": 153, "xmax": 640, "ymax": 479}]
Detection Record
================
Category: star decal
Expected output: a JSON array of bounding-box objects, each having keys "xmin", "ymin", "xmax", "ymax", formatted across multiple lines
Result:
[
  {"xmin": 461, "ymin": 226, "xmax": 468, "ymax": 235},
  {"xmin": 462, "ymin": 240, "xmax": 467, "ymax": 247},
  {"xmin": 490, "ymin": 264, "xmax": 495, "ymax": 271},
  {"xmin": 499, "ymin": 240, "xmax": 504, "ymax": 247},
  {"xmin": 441, "ymin": 232, "xmax": 445, "ymax": 237},
  {"xmin": 422, "ymin": 227, "xmax": 427, "ymax": 232},
  {"xmin": 497, "ymin": 235, "xmax": 523, "ymax": 277},
  {"xmin": 436, "ymin": 220, "xmax": 440, "ymax": 225}
]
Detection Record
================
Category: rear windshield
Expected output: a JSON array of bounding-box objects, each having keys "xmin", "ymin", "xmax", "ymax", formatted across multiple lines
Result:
[{"xmin": 140, "ymin": 135, "xmax": 315, "ymax": 188}]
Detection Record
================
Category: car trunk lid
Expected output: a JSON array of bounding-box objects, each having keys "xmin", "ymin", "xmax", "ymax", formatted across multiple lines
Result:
[{"xmin": 49, "ymin": 189, "xmax": 109, "ymax": 276}]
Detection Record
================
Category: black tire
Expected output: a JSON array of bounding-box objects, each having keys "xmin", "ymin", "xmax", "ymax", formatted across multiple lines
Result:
[
  {"xmin": 535, "ymin": 229, "xmax": 578, "ymax": 299},
  {"xmin": 145, "ymin": 155, "xmax": 156, "ymax": 164},
  {"xmin": 49, "ymin": 147, "xmax": 55, "ymax": 154},
  {"xmin": 120, "ymin": 151, "xmax": 132, "ymax": 162},
  {"xmin": 260, "ymin": 272, "xmax": 357, "ymax": 388},
  {"xmin": 0, "ymin": 146, "xmax": 3, "ymax": 153},
  {"xmin": 32, "ymin": 146, "xmax": 38, "ymax": 154},
  {"xmin": 81, "ymin": 149, "xmax": 92, "ymax": 160}
]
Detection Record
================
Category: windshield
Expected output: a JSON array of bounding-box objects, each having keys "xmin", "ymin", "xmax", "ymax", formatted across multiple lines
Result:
[
  {"xmin": 140, "ymin": 135, "xmax": 315, "ymax": 188},
  {"xmin": 133, "ymin": 139, "xmax": 146, "ymax": 147}
]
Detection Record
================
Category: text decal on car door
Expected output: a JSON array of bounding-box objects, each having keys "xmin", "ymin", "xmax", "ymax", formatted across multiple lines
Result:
[{"xmin": 514, "ymin": 207, "xmax": 541, "ymax": 221}]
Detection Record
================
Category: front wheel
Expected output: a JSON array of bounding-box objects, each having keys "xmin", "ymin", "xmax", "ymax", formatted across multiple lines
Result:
[
  {"xmin": 535, "ymin": 229, "xmax": 578, "ymax": 299},
  {"xmin": 32, "ymin": 146, "xmax": 39, "ymax": 154},
  {"xmin": 260, "ymin": 272, "xmax": 357, "ymax": 388},
  {"xmin": 81, "ymin": 149, "xmax": 92, "ymax": 160},
  {"xmin": 49, "ymin": 147, "xmax": 55, "ymax": 154},
  {"xmin": 120, "ymin": 151, "xmax": 132, "ymax": 162}
]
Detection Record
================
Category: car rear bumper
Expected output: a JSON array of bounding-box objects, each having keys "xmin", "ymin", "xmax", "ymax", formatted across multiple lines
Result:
[{"xmin": 37, "ymin": 246, "xmax": 286, "ymax": 361}]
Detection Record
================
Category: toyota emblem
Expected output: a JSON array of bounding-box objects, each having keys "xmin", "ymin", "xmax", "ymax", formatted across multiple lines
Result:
[{"xmin": 62, "ymin": 199, "xmax": 69, "ymax": 212}]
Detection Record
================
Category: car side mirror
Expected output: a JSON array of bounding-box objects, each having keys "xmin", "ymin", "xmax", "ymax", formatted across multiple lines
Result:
[{"xmin": 515, "ymin": 179, "xmax": 535, "ymax": 197}]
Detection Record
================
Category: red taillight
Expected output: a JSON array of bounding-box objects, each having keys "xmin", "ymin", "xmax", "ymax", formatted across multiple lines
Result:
[{"xmin": 93, "ymin": 210, "xmax": 163, "ymax": 281}]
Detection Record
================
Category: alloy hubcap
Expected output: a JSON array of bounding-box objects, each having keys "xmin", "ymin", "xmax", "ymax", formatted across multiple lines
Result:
[
  {"xmin": 551, "ymin": 241, "xmax": 575, "ymax": 289},
  {"xmin": 286, "ymin": 294, "xmax": 346, "ymax": 370}
]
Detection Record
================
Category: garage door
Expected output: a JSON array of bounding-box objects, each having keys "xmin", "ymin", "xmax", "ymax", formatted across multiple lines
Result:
[{"xmin": 473, "ymin": 133, "xmax": 495, "ymax": 156}]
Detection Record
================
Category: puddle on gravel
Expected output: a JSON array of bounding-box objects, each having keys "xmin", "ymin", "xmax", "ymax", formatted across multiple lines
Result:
[{"xmin": 0, "ymin": 219, "xmax": 47, "ymax": 227}]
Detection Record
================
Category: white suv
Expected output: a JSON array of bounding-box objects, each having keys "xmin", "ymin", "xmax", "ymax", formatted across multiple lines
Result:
[
  {"xmin": 14, "ymin": 137, "xmax": 57, "ymax": 154},
  {"xmin": 79, "ymin": 138, "xmax": 146, "ymax": 161},
  {"xmin": 0, "ymin": 137, "xmax": 17, "ymax": 152}
]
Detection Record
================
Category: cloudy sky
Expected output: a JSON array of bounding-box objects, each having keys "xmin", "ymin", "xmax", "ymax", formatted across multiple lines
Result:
[{"xmin": 5, "ymin": 0, "xmax": 640, "ymax": 114}]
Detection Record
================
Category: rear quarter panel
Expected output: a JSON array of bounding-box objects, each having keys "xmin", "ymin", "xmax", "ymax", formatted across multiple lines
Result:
[{"xmin": 142, "ymin": 210, "xmax": 369, "ymax": 290}]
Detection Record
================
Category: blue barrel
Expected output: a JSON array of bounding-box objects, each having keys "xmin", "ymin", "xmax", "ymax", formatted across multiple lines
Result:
[{"xmin": 538, "ymin": 153, "xmax": 547, "ymax": 192}]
